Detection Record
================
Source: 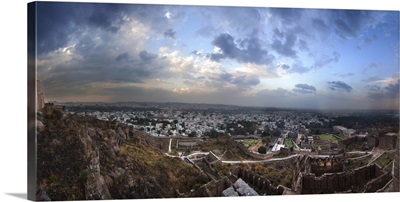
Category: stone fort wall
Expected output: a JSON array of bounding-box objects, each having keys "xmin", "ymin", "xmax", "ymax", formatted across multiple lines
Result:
[
  {"xmin": 232, "ymin": 168, "xmax": 284, "ymax": 195},
  {"xmin": 301, "ymin": 163, "xmax": 382, "ymax": 194}
]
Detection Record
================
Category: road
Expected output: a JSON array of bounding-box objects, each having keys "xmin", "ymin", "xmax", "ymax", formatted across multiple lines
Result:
[
  {"xmin": 221, "ymin": 154, "xmax": 300, "ymax": 164},
  {"xmin": 168, "ymin": 138, "xmax": 172, "ymax": 153}
]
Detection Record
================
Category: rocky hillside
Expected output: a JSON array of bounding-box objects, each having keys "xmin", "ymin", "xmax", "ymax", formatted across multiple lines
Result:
[{"xmin": 36, "ymin": 105, "xmax": 209, "ymax": 200}]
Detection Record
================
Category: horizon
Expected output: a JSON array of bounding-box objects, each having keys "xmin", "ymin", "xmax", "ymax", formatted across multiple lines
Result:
[
  {"xmin": 52, "ymin": 100, "xmax": 400, "ymax": 112},
  {"xmin": 36, "ymin": 2, "xmax": 399, "ymax": 110}
]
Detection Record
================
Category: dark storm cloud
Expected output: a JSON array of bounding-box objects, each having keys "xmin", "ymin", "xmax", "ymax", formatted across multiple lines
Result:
[
  {"xmin": 327, "ymin": 81, "xmax": 353, "ymax": 92},
  {"xmin": 164, "ymin": 28, "xmax": 176, "ymax": 39},
  {"xmin": 368, "ymin": 80, "xmax": 400, "ymax": 99},
  {"xmin": 269, "ymin": 8, "xmax": 303, "ymax": 25},
  {"xmin": 115, "ymin": 52, "xmax": 129, "ymax": 61},
  {"xmin": 331, "ymin": 10, "xmax": 374, "ymax": 39},
  {"xmin": 271, "ymin": 33, "xmax": 297, "ymax": 58},
  {"xmin": 293, "ymin": 84, "xmax": 317, "ymax": 94},
  {"xmin": 210, "ymin": 33, "xmax": 274, "ymax": 65},
  {"xmin": 37, "ymin": 2, "xmax": 129, "ymax": 55},
  {"xmin": 139, "ymin": 51, "xmax": 158, "ymax": 61}
]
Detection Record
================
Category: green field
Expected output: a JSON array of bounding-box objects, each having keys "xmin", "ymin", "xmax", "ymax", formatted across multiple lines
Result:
[
  {"xmin": 284, "ymin": 139, "xmax": 294, "ymax": 147},
  {"xmin": 236, "ymin": 139, "xmax": 257, "ymax": 148},
  {"xmin": 375, "ymin": 152, "xmax": 395, "ymax": 169},
  {"xmin": 316, "ymin": 134, "xmax": 341, "ymax": 143}
]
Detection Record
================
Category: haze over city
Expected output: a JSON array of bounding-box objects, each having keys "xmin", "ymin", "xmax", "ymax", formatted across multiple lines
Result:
[{"xmin": 36, "ymin": 3, "xmax": 399, "ymax": 110}]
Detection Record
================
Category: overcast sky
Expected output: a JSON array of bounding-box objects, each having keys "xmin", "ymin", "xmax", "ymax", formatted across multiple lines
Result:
[{"xmin": 36, "ymin": 2, "xmax": 399, "ymax": 110}]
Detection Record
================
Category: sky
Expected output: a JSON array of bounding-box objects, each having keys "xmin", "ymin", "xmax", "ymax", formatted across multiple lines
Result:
[{"xmin": 35, "ymin": 2, "xmax": 399, "ymax": 110}]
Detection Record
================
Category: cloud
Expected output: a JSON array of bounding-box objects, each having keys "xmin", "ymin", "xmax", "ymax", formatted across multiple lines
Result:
[
  {"xmin": 164, "ymin": 28, "xmax": 176, "ymax": 39},
  {"xmin": 312, "ymin": 18, "xmax": 329, "ymax": 34},
  {"xmin": 362, "ymin": 63, "xmax": 379, "ymax": 74},
  {"xmin": 256, "ymin": 88, "xmax": 297, "ymax": 99},
  {"xmin": 362, "ymin": 76, "xmax": 384, "ymax": 83},
  {"xmin": 331, "ymin": 10, "xmax": 375, "ymax": 39},
  {"xmin": 287, "ymin": 62, "xmax": 310, "ymax": 74},
  {"xmin": 293, "ymin": 84, "xmax": 317, "ymax": 94},
  {"xmin": 313, "ymin": 51, "xmax": 340, "ymax": 69},
  {"xmin": 37, "ymin": 2, "xmax": 130, "ymax": 55},
  {"xmin": 327, "ymin": 81, "xmax": 353, "ymax": 92},
  {"xmin": 197, "ymin": 7, "xmax": 264, "ymax": 37},
  {"xmin": 269, "ymin": 8, "xmax": 303, "ymax": 25},
  {"xmin": 218, "ymin": 73, "xmax": 260, "ymax": 89},
  {"xmin": 172, "ymin": 87, "xmax": 191, "ymax": 94},
  {"xmin": 210, "ymin": 33, "xmax": 274, "ymax": 65},
  {"xmin": 273, "ymin": 28, "xmax": 284, "ymax": 38},
  {"xmin": 139, "ymin": 50, "xmax": 157, "ymax": 61},
  {"xmin": 281, "ymin": 64, "xmax": 290, "ymax": 70},
  {"xmin": 115, "ymin": 52, "xmax": 129, "ymax": 61},
  {"xmin": 356, "ymin": 34, "xmax": 378, "ymax": 49},
  {"xmin": 298, "ymin": 39, "xmax": 310, "ymax": 52},
  {"xmin": 335, "ymin": 73, "xmax": 354, "ymax": 78},
  {"xmin": 271, "ymin": 32, "xmax": 297, "ymax": 58},
  {"xmin": 368, "ymin": 80, "xmax": 399, "ymax": 99},
  {"xmin": 191, "ymin": 50, "xmax": 202, "ymax": 56}
]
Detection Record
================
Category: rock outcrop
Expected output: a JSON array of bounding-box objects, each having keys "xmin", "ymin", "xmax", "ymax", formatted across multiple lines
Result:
[{"xmin": 36, "ymin": 105, "xmax": 209, "ymax": 201}]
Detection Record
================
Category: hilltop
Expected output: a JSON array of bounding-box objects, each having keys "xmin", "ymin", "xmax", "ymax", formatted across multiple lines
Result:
[{"xmin": 36, "ymin": 104, "xmax": 209, "ymax": 200}]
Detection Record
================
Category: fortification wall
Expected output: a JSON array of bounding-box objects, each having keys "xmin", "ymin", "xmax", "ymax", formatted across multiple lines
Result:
[
  {"xmin": 190, "ymin": 178, "xmax": 231, "ymax": 197},
  {"xmin": 301, "ymin": 164, "xmax": 381, "ymax": 194},
  {"xmin": 378, "ymin": 133, "xmax": 398, "ymax": 150},
  {"xmin": 309, "ymin": 156, "xmax": 344, "ymax": 176},
  {"xmin": 364, "ymin": 171, "xmax": 392, "ymax": 193},
  {"xmin": 341, "ymin": 136, "xmax": 367, "ymax": 146},
  {"xmin": 393, "ymin": 134, "xmax": 400, "ymax": 192},
  {"xmin": 233, "ymin": 168, "xmax": 283, "ymax": 195},
  {"xmin": 226, "ymin": 138, "xmax": 280, "ymax": 160}
]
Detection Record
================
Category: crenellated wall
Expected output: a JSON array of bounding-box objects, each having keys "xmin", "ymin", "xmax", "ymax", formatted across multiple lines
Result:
[{"xmin": 309, "ymin": 156, "xmax": 344, "ymax": 176}]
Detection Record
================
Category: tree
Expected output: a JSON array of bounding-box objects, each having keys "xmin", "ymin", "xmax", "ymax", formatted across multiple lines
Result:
[
  {"xmin": 258, "ymin": 146, "xmax": 267, "ymax": 154},
  {"xmin": 261, "ymin": 129, "xmax": 271, "ymax": 137},
  {"xmin": 188, "ymin": 131, "xmax": 197, "ymax": 137},
  {"xmin": 262, "ymin": 136, "xmax": 272, "ymax": 145},
  {"xmin": 272, "ymin": 129, "xmax": 281, "ymax": 137}
]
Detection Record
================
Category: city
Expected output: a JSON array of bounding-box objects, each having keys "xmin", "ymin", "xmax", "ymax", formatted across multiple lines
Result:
[
  {"xmin": 39, "ymin": 101, "xmax": 398, "ymax": 197},
  {"xmin": 28, "ymin": 2, "xmax": 400, "ymax": 201}
]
